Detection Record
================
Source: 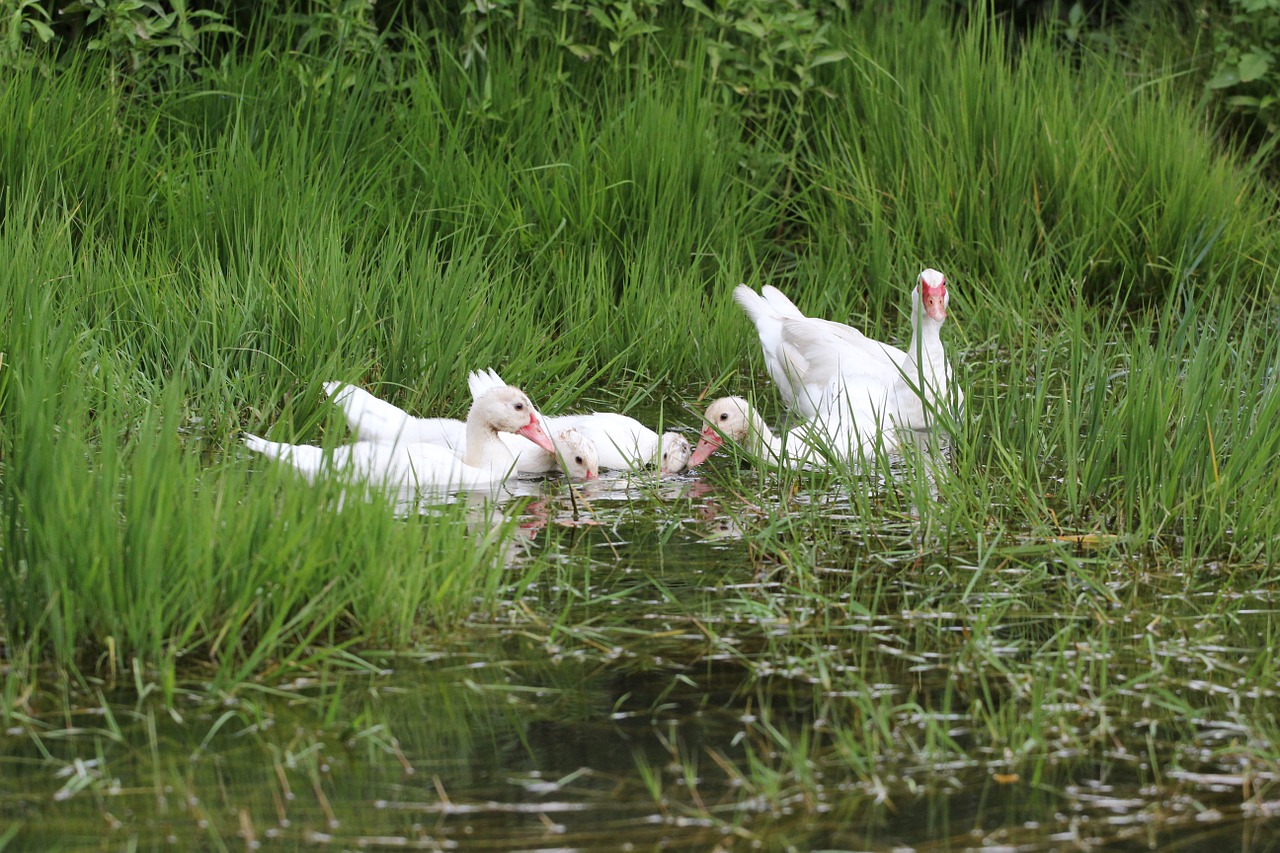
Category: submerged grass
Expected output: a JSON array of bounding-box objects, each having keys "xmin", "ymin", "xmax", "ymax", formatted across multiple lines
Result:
[{"xmin": 475, "ymin": 473, "xmax": 1280, "ymax": 847}]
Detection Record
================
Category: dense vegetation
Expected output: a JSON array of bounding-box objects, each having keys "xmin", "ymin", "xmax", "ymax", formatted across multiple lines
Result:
[{"xmin": 2, "ymin": 0, "xmax": 1277, "ymax": 679}]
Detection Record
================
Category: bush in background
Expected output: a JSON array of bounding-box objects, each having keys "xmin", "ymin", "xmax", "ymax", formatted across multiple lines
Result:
[
  {"xmin": 5, "ymin": 0, "xmax": 1277, "ymax": 158},
  {"xmin": 1207, "ymin": 0, "xmax": 1280, "ymax": 140}
]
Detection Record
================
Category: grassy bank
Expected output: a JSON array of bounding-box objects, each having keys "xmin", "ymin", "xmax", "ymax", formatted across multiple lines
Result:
[{"xmin": 1, "ymin": 3, "xmax": 1277, "ymax": 687}]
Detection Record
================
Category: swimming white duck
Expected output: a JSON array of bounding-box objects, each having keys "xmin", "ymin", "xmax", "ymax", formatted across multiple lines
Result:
[
  {"xmin": 335, "ymin": 369, "xmax": 691, "ymax": 475},
  {"xmin": 468, "ymin": 369, "xmax": 691, "ymax": 474},
  {"xmin": 685, "ymin": 396, "xmax": 894, "ymax": 469},
  {"xmin": 545, "ymin": 411, "xmax": 690, "ymax": 475},
  {"xmin": 734, "ymin": 269, "xmax": 962, "ymax": 431},
  {"xmin": 243, "ymin": 385, "xmax": 557, "ymax": 491},
  {"xmin": 322, "ymin": 381, "xmax": 600, "ymax": 481}
]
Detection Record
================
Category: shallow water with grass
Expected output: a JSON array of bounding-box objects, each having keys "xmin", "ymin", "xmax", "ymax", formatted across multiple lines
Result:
[{"xmin": 6, "ymin": 434, "xmax": 1280, "ymax": 850}]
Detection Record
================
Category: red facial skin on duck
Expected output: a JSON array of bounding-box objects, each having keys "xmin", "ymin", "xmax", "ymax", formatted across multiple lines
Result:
[{"xmin": 919, "ymin": 274, "xmax": 948, "ymax": 323}]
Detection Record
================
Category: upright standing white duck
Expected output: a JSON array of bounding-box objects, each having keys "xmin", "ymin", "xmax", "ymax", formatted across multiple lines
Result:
[
  {"xmin": 734, "ymin": 269, "xmax": 962, "ymax": 432},
  {"xmin": 322, "ymin": 381, "xmax": 600, "ymax": 481},
  {"xmin": 243, "ymin": 385, "xmax": 557, "ymax": 491}
]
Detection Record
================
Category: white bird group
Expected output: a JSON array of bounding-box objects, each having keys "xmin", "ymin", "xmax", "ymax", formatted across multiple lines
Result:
[
  {"xmin": 243, "ymin": 269, "xmax": 961, "ymax": 492},
  {"xmin": 243, "ymin": 368, "xmax": 690, "ymax": 493}
]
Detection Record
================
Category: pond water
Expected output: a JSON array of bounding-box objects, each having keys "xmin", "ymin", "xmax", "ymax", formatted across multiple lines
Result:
[{"xmin": 3, "ymin": 440, "xmax": 1279, "ymax": 851}]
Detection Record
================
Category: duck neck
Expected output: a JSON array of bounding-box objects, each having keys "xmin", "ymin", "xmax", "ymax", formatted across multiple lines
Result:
[
  {"xmin": 744, "ymin": 409, "xmax": 785, "ymax": 459},
  {"xmin": 903, "ymin": 305, "xmax": 949, "ymax": 397},
  {"xmin": 464, "ymin": 407, "xmax": 516, "ymax": 474}
]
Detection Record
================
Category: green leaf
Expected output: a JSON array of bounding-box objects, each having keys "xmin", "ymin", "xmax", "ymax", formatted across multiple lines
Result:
[
  {"xmin": 1207, "ymin": 68, "xmax": 1241, "ymax": 89},
  {"xmin": 564, "ymin": 42, "xmax": 599, "ymax": 61},
  {"xmin": 587, "ymin": 7, "xmax": 612, "ymax": 30},
  {"xmin": 1237, "ymin": 52, "xmax": 1271, "ymax": 83},
  {"xmin": 30, "ymin": 21, "xmax": 56, "ymax": 43},
  {"xmin": 810, "ymin": 50, "xmax": 847, "ymax": 67}
]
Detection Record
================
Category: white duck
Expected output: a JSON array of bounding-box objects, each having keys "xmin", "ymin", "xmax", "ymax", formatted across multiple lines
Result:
[
  {"xmin": 322, "ymin": 381, "xmax": 600, "ymax": 481},
  {"xmin": 685, "ymin": 396, "xmax": 894, "ymax": 469},
  {"xmin": 734, "ymin": 269, "xmax": 962, "ymax": 431},
  {"xmin": 547, "ymin": 411, "xmax": 690, "ymax": 475},
  {"xmin": 333, "ymin": 369, "xmax": 691, "ymax": 475},
  {"xmin": 243, "ymin": 385, "xmax": 557, "ymax": 491},
  {"xmin": 468, "ymin": 369, "xmax": 691, "ymax": 474}
]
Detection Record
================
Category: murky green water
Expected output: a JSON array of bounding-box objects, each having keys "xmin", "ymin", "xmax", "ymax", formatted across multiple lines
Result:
[{"xmin": 4, "ymin": 453, "xmax": 1280, "ymax": 851}]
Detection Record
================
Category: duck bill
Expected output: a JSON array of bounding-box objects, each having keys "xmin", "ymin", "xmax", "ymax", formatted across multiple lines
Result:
[
  {"xmin": 686, "ymin": 428, "xmax": 724, "ymax": 467},
  {"xmin": 518, "ymin": 414, "xmax": 557, "ymax": 453}
]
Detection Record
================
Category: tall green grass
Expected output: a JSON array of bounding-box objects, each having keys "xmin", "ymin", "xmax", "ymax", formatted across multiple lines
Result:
[{"xmin": 0, "ymin": 205, "xmax": 538, "ymax": 694}]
